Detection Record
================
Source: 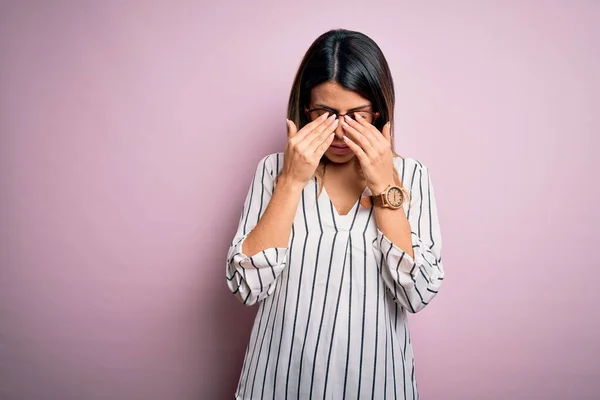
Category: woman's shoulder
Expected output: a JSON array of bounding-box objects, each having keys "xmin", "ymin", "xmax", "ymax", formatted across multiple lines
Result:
[
  {"xmin": 263, "ymin": 152, "xmax": 285, "ymax": 170},
  {"xmin": 252, "ymin": 152, "xmax": 285, "ymax": 178},
  {"xmin": 393, "ymin": 155, "xmax": 430, "ymax": 175}
]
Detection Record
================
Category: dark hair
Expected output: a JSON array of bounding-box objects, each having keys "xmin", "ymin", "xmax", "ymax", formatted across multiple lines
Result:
[
  {"xmin": 288, "ymin": 29, "xmax": 395, "ymax": 135},
  {"xmin": 285, "ymin": 29, "xmax": 403, "ymax": 195}
]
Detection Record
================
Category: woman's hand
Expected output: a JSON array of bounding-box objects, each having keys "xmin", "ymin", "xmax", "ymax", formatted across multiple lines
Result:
[
  {"xmin": 341, "ymin": 114, "xmax": 395, "ymax": 194},
  {"xmin": 281, "ymin": 113, "xmax": 338, "ymax": 186}
]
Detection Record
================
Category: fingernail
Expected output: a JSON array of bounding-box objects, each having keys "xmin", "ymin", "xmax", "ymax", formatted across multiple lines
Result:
[
  {"xmin": 354, "ymin": 112, "xmax": 362, "ymax": 119},
  {"xmin": 344, "ymin": 115, "xmax": 352, "ymax": 121},
  {"xmin": 321, "ymin": 112, "xmax": 329, "ymax": 120},
  {"xmin": 332, "ymin": 119, "xmax": 339, "ymax": 126}
]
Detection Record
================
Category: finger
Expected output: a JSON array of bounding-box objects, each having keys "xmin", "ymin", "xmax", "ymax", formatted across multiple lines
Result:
[
  {"xmin": 294, "ymin": 112, "xmax": 331, "ymax": 140},
  {"xmin": 311, "ymin": 114, "xmax": 338, "ymax": 137},
  {"xmin": 307, "ymin": 117, "xmax": 339, "ymax": 152},
  {"xmin": 341, "ymin": 118, "xmax": 375, "ymax": 155},
  {"xmin": 314, "ymin": 132, "xmax": 336, "ymax": 157},
  {"xmin": 342, "ymin": 134, "xmax": 368, "ymax": 161},
  {"xmin": 381, "ymin": 121, "xmax": 392, "ymax": 143},
  {"xmin": 352, "ymin": 113, "xmax": 384, "ymax": 146},
  {"xmin": 286, "ymin": 119, "xmax": 297, "ymax": 138},
  {"xmin": 298, "ymin": 113, "xmax": 336, "ymax": 143},
  {"xmin": 297, "ymin": 114, "xmax": 337, "ymax": 152}
]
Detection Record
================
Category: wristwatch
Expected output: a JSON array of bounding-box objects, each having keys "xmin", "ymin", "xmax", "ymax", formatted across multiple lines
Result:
[{"xmin": 360, "ymin": 184, "xmax": 404, "ymax": 210}]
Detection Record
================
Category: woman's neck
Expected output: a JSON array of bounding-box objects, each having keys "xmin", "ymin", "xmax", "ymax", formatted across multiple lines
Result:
[{"xmin": 324, "ymin": 158, "xmax": 363, "ymax": 182}]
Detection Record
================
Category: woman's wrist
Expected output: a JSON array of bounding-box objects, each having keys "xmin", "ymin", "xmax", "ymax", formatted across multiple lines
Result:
[
  {"xmin": 370, "ymin": 176, "xmax": 396, "ymax": 195},
  {"xmin": 276, "ymin": 173, "xmax": 306, "ymax": 194}
]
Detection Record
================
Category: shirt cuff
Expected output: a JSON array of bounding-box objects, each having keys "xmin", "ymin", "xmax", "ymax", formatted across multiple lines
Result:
[
  {"xmin": 373, "ymin": 228, "xmax": 426, "ymax": 276},
  {"xmin": 231, "ymin": 234, "xmax": 289, "ymax": 270}
]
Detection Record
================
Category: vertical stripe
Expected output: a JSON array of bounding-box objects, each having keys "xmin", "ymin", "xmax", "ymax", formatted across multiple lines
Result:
[
  {"xmin": 241, "ymin": 267, "xmax": 252, "ymax": 306},
  {"xmin": 272, "ymin": 224, "xmax": 296, "ymax": 400},
  {"xmin": 381, "ymin": 251, "xmax": 388, "ymax": 398},
  {"xmin": 386, "ymin": 240, "xmax": 399, "ymax": 331},
  {"xmin": 356, "ymin": 206, "xmax": 373, "ymax": 398},
  {"xmin": 398, "ymin": 312, "xmax": 407, "ymax": 399},
  {"xmin": 249, "ymin": 258, "xmax": 264, "ymax": 294},
  {"xmin": 322, "ymin": 238, "xmax": 350, "ymax": 400},
  {"xmin": 261, "ymin": 265, "xmax": 286, "ymax": 399},
  {"xmin": 384, "ymin": 288, "xmax": 398, "ymax": 400},
  {"xmin": 409, "ymin": 262, "xmax": 428, "ymax": 306},
  {"xmin": 265, "ymin": 249, "xmax": 276, "ymax": 280},
  {"xmin": 257, "ymin": 156, "xmax": 268, "ymax": 224},
  {"xmin": 243, "ymin": 168, "xmax": 257, "ymax": 235},
  {"xmin": 308, "ymin": 198, "xmax": 339, "ymax": 399},
  {"xmin": 285, "ymin": 190, "xmax": 309, "ymax": 396},
  {"xmin": 406, "ymin": 163, "xmax": 418, "ymax": 221},
  {"xmin": 396, "ymin": 157, "xmax": 406, "ymax": 332},
  {"xmin": 417, "ymin": 169, "xmax": 423, "ymax": 237},
  {"xmin": 342, "ymin": 203, "xmax": 361, "ymax": 398},
  {"xmin": 236, "ymin": 318, "xmax": 254, "ymax": 399},
  {"xmin": 426, "ymin": 170, "xmax": 435, "ymax": 250},
  {"xmin": 249, "ymin": 290, "xmax": 278, "ymax": 397},
  {"xmin": 411, "ymin": 356, "xmax": 416, "ymax": 400},
  {"xmin": 397, "ymin": 255, "xmax": 416, "ymax": 313},
  {"xmin": 342, "ymin": 237, "xmax": 353, "ymax": 400},
  {"xmin": 329, "ymin": 197, "xmax": 339, "ymax": 231},
  {"xmin": 404, "ymin": 318, "xmax": 412, "ymax": 395},
  {"xmin": 297, "ymin": 181, "xmax": 324, "ymax": 398},
  {"xmin": 370, "ymin": 250, "xmax": 380, "ymax": 400},
  {"xmin": 400, "ymin": 157, "xmax": 406, "ymax": 182},
  {"xmin": 241, "ymin": 300, "xmax": 267, "ymax": 397}
]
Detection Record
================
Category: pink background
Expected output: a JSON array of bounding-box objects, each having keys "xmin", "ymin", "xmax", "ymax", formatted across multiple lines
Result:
[{"xmin": 1, "ymin": 1, "xmax": 598, "ymax": 399}]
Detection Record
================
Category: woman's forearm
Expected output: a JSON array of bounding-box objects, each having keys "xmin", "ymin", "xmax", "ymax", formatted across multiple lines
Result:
[
  {"xmin": 373, "ymin": 206, "xmax": 414, "ymax": 259},
  {"xmin": 241, "ymin": 174, "xmax": 305, "ymax": 257}
]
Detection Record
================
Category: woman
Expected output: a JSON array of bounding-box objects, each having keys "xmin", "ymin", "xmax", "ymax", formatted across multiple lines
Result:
[{"xmin": 226, "ymin": 29, "xmax": 444, "ymax": 400}]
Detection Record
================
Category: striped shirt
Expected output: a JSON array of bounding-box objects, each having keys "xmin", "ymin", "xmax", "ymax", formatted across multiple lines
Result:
[{"xmin": 226, "ymin": 152, "xmax": 444, "ymax": 400}]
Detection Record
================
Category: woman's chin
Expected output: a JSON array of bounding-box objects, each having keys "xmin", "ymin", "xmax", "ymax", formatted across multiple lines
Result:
[{"xmin": 324, "ymin": 150, "xmax": 355, "ymax": 164}]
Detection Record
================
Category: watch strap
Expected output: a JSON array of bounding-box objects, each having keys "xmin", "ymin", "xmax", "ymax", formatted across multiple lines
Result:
[
  {"xmin": 360, "ymin": 188, "xmax": 388, "ymax": 208},
  {"xmin": 359, "ymin": 196, "xmax": 372, "ymax": 208}
]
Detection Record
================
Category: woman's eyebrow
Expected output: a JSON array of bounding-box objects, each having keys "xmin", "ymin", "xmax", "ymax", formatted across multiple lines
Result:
[{"xmin": 315, "ymin": 103, "xmax": 372, "ymax": 112}]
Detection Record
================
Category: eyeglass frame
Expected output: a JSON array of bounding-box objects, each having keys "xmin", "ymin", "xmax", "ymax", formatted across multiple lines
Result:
[{"xmin": 304, "ymin": 107, "xmax": 381, "ymax": 122}]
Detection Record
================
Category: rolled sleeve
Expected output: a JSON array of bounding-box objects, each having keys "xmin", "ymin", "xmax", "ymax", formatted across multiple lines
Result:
[
  {"xmin": 227, "ymin": 234, "xmax": 288, "ymax": 305},
  {"xmin": 225, "ymin": 154, "xmax": 289, "ymax": 306},
  {"xmin": 373, "ymin": 160, "xmax": 445, "ymax": 313}
]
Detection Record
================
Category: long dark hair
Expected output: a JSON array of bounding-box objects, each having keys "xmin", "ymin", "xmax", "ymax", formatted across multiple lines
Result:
[{"xmin": 286, "ymin": 29, "xmax": 402, "ymax": 195}]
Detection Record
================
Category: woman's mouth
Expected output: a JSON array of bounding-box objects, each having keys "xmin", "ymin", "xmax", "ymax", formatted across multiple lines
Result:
[{"xmin": 329, "ymin": 144, "xmax": 351, "ymax": 155}]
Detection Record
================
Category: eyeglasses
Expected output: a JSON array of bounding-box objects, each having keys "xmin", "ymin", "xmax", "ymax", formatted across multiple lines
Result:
[{"xmin": 305, "ymin": 107, "xmax": 380, "ymax": 123}]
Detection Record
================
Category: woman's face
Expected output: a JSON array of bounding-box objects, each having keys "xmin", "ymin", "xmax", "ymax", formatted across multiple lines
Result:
[{"xmin": 308, "ymin": 81, "xmax": 376, "ymax": 165}]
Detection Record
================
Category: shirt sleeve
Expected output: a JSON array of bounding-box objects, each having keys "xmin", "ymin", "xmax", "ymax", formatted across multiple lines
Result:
[
  {"xmin": 372, "ymin": 161, "xmax": 445, "ymax": 313},
  {"xmin": 225, "ymin": 154, "xmax": 289, "ymax": 306}
]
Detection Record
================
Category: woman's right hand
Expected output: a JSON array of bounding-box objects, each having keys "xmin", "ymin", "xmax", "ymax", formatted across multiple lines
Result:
[{"xmin": 281, "ymin": 113, "xmax": 339, "ymax": 186}]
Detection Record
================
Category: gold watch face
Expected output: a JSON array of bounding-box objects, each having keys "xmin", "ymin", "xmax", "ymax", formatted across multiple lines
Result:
[{"xmin": 386, "ymin": 186, "xmax": 404, "ymax": 208}]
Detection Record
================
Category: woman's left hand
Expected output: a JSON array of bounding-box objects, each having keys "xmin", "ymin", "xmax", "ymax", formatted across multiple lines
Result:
[{"xmin": 342, "ymin": 113, "xmax": 395, "ymax": 194}]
